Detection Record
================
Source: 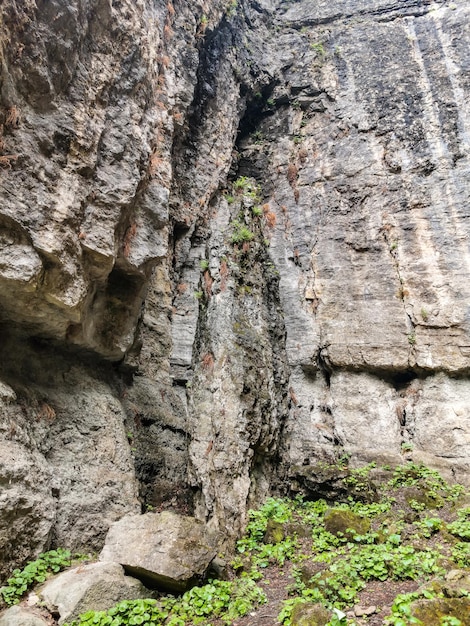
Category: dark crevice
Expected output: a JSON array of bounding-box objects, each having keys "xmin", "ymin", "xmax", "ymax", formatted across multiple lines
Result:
[
  {"xmin": 386, "ymin": 369, "xmax": 417, "ymax": 391},
  {"xmin": 137, "ymin": 419, "xmax": 187, "ymax": 438},
  {"xmin": 179, "ymin": 18, "xmax": 237, "ymax": 148},
  {"xmin": 317, "ymin": 348, "xmax": 332, "ymax": 388},
  {"xmin": 279, "ymin": 0, "xmax": 447, "ymax": 29},
  {"xmin": 234, "ymin": 82, "xmax": 278, "ymax": 145}
]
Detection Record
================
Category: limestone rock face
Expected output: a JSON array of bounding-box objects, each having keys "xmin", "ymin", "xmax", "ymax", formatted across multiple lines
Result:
[
  {"xmin": 99, "ymin": 512, "xmax": 221, "ymax": 592},
  {"xmin": 1, "ymin": 0, "xmax": 470, "ymax": 578}
]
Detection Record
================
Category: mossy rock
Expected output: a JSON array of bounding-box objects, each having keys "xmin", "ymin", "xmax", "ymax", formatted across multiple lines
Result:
[
  {"xmin": 411, "ymin": 597, "xmax": 470, "ymax": 625},
  {"xmin": 298, "ymin": 561, "xmax": 326, "ymax": 586},
  {"xmin": 324, "ymin": 508, "xmax": 370, "ymax": 539},
  {"xmin": 404, "ymin": 486, "xmax": 444, "ymax": 510},
  {"xmin": 285, "ymin": 521, "xmax": 313, "ymax": 539},
  {"xmin": 451, "ymin": 494, "xmax": 470, "ymax": 513},
  {"xmin": 263, "ymin": 520, "xmax": 285, "ymax": 544},
  {"xmin": 293, "ymin": 463, "xmax": 378, "ymax": 503},
  {"xmin": 442, "ymin": 570, "xmax": 470, "ymax": 598},
  {"xmin": 291, "ymin": 602, "xmax": 331, "ymax": 626}
]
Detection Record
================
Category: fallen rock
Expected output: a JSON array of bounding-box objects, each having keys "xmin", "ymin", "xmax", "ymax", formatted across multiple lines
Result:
[
  {"xmin": 427, "ymin": 569, "xmax": 470, "ymax": 599},
  {"xmin": 0, "ymin": 605, "xmax": 49, "ymax": 626},
  {"xmin": 354, "ymin": 605, "xmax": 377, "ymax": 616},
  {"xmin": 100, "ymin": 512, "xmax": 221, "ymax": 592},
  {"xmin": 292, "ymin": 463, "xmax": 378, "ymax": 504},
  {"xmin": 39, "ymin": 561, "xmax": 148, "ymax": 625},
  {"xmin": 290, "ymin": 602, "xmax": 331, "ymax": 626},
  {"xmin": 324, "ymin": 508, "xmax": 370, "ymax": 540},
  {"xmin": 411, "ymin": 597, "xmax": 470, "ymax": 625},
  {"xmin": 263, "ymin": 520, "xmax": 285, "ymax": 544}
]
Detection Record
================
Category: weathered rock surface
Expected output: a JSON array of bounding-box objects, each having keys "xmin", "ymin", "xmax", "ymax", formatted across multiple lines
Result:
[
  {"xmin": 0, "ymin": 606, "xmax": 49, "ymax": 626},
  {"xmin": 99, "ymin": 512, "xmax": 221, "ymax": 592},
  {"xmin": 0, "ymin": 363, "xmax": 140, "ymax": 581},
  {"xmin": 39, "ymin": 562, "xmax": 148, "ymax": 625},
  {"xmin": 0, "ymin": 0, "xmax": 470, "ymax": 578}
]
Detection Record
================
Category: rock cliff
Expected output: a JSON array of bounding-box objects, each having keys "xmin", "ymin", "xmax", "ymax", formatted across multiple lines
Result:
[{"xmin": 0, "ymin": 0, "xmax": 469, "ymax": 578}]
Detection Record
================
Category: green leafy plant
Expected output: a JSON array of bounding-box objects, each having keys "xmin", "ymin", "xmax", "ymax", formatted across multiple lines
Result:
[
  {"xmin": 451, "ymin": 541, "xmax": 470, "ymax": 567},
  {"xmin": 233, "ymin": 176, "xmax": 251, "ymax": 191},
  {"xmin": 447, "ymin": 508, "xmax": 470, "ymax": 540},
  {"xmin": 226, "ymin": 0, "xmax": 237, "ymax": 17},
  {"xmin": 0, "ymin": 549, "xmax": 72, "ymax": 606},
  {"xmin": 310, "ymin": 42, "xmax": 326, "ymax": 56},
  {"xmin": 66, "ymin": 578, "xmax": 266, "ymax": 626},
  {"xmin": 384, "ymin": 589, "xmax": 429, "ymax": 625},
  {"xmin": 237, "ymin": 497, "xmax": 293, "ymax": 554},
  {"xmin": 441, "ymin": 617, "xmax": 463, "ymax": 626},
  {"xmin": 414, "ymin": 516, "xmax": 442, "ymax": 538}
]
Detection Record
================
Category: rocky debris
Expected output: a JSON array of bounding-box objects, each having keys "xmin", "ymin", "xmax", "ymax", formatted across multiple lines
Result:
[
  {"xmin": 291, "ymin": 463, "xmax": 351, "ymax": 502},
  {"xmin": 442, "ymin": 569, "xmax": 470, "ymax": 596},
  {"xmin": 353, "ymin": 605, "xmax": 377, "ymax": 617},
  {"xmin": 291, "ymin": 462, "xmax": 378, "ymax": 503},
  {"xmin": 0, "ymin": 606, "xmax": 50, "ymax": 626},
  {"xmin": 264, "ymin": 520, "xmax": 285, "ymax": 544},
  {"xmin": 38, "ymin": 562, "xmax": 148, "ymax": 625},
  {"xmin": 99, "ymin": 512, "xmax": 221, "ymax": 592}
]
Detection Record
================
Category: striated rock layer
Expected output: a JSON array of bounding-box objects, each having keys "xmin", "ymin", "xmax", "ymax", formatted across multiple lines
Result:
[{"xmin": 0, "ymin": 0, "xmax": 470, "ymax": 576}]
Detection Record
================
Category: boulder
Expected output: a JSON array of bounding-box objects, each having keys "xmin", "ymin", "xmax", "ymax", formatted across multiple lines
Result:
[
  {"xmin": 411, "ymin": 597, "xmax": 470, "ymax": 625},
  {"xmin": 0, "ymin": 606, "xmax": 49, "ymax": 626},
  {"xmin": 291, "ymin": 602, "xmax": 331, "ymax": 626},
  {"xmin": 324, "ymin": 508, "xmax": 371, "ymax": 540},
  {"xmin": 100, "ymin": 512, "xmax": 221, "ymax": 592},
  {"xmin": 39, "ymin": 562, "xmax": 148, "ymax": 625},
  {"xmin": 410, "ymin": 571, "xmax": 470, "ymax": 625}
]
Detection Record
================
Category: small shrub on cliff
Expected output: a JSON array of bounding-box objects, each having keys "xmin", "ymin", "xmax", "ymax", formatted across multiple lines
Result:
[
  {"xmin": 0, "ymin": 549, "xmax": 72, "ymax": 606},
  {"xmin": 230, "ymin": 220, "xmax": 254, "ymax": 244}
]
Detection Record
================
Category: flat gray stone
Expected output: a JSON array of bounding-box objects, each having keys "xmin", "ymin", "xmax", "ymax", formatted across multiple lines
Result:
[{"xmin": 39, "ymin": 561, "xmax": 148, "ymax": 625}]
